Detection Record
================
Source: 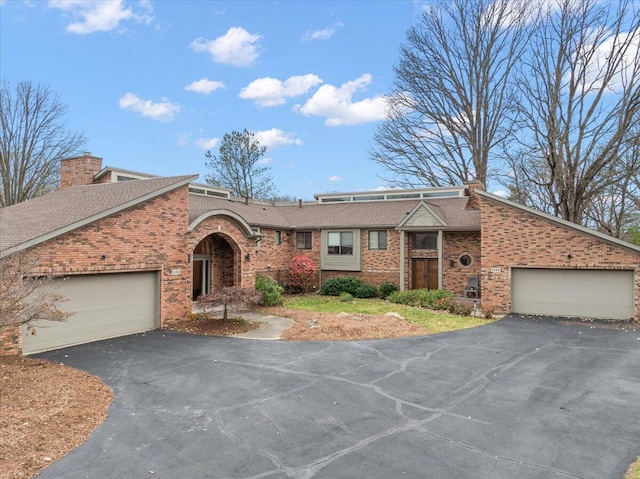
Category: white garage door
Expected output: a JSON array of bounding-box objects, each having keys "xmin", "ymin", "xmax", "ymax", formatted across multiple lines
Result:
[
  {"xmin": 511, "ymin": 268, "xmax": 634, "ymax": 320},
  {"xmin": 22, "ymin": 272, "xmax": 158, "ymax": 355}
]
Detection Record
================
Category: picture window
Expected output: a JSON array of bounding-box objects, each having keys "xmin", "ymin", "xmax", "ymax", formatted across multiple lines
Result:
[{"xmin": 327, "ymin": 231, "xmax": 353, "ymax": 255}]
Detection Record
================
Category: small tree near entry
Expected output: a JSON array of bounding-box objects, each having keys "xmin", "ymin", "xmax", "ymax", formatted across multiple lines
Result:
[
  {"xmin": 197, "ymin": 286, "xmax": 261, "ymax": 320},
  {"xmin": 0, "ymin": 253, "xmax": 73, "ymax": 334},
  {"xmin": 287, "ymin": 255, "xmax": 317, "ymax": 293}
]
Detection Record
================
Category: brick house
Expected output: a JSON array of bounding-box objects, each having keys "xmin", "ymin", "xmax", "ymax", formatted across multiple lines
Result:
[{"xmin": 1, "ymin": 153, "xmax": 638, "ymax": 355}]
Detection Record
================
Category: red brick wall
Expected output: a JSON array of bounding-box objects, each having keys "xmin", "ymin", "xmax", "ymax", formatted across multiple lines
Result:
[
  {"xmin": 60, "ymin": 154, "xmax": 103, "ymax": 188},
  {"xmin": 442, "ymin": 231, "xmax": 481, "ymax": 297},
  {"xmin": 480, "ymin": 196, "xmax": 640, "ymax": 319},
  {"xmin": 1, "ymin": 186, "xmax": 192, "ymax": 355},
  {"xmin": 252, "ymin": 228, "xmax": 292, "ymax": 283}
]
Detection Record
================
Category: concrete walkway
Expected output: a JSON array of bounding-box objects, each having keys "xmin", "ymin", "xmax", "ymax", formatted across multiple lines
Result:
[
  {"xmin": 230, "ymin": 310, "xmax": 294, "ymax": 340},
  {"xmin": 192, "ymin": 303, "xmax": 293, "ymax": 340}
]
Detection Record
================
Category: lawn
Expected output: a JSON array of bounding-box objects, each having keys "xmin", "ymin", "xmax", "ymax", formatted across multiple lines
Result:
[
  {"xmin": 284, "ymin": 295, "xmax": 490, "ymax": 332},
  {"xmin": 261, "ymin": 294, "xmax": 493, "ymax": 341}
]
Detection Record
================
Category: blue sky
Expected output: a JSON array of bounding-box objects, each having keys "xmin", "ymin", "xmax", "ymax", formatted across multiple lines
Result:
[{"xmin": 1, "ymin": 0, "xmax": 428, "ymax": 200}]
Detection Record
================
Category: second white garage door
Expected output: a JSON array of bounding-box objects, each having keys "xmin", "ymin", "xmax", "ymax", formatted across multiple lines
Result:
[
  {"xmin": 511, "ymin": 268, "xmax": 634, "ymax": 320},
  {"xmin": 22, "ymin": 271, "xmax": 158, "ymax": 355}
]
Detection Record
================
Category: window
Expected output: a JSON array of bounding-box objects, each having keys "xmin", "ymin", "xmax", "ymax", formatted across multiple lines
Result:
[
  {"xmin": 275, "ymin": 231, "xmax": 282, "ymax": 245},
  {"xmin": 413, "ymin": 233, "xmax": 438, "ymax": 249},
  {"xmin": 368, "ymin": 230, "xmax": 387, "ymax": 250},
  {"xmin": 459, "ymin": 254, "xmax": 472, "ymax": 266},
  {"xmin": 327, "ymin": 231, "xmax": 353, "ymax": 255},
  {"xmin": 296, "ymin": 231, "xmax": 312, "ymax": 249}
]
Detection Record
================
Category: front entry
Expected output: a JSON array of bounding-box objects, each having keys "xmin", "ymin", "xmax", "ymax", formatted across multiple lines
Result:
[
  {"xmin": 192, "ymin": 255, "xmax": 210, "ymax": 299},
  {"xmin": 412, "ymin": 259, "xmax": 439, "ymax": 290},
  {"xmin": 193, "ymin": 233, "xmax": 238, "ymax": 300}
]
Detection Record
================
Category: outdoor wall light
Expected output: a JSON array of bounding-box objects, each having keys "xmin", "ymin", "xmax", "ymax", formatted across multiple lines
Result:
[
  {"xmin": 449, "ymin": 259, "xmax": 455, "ymax": 268},
  {"xmin": 245, "ymin": 253, "xmax": 251, "ymax": 262},
  {"xmin": 567, "ymin": 254, "xmax": 573, "ymax": 260},
  {"xmin": 99, "ymin": 255, "xmax": 106, "ymax": 260}
]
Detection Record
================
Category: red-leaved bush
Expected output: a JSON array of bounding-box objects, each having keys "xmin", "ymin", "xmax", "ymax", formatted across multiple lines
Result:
[{"xmin": 288, "ymin": 255, "xmax": 317, "ymax": 292}]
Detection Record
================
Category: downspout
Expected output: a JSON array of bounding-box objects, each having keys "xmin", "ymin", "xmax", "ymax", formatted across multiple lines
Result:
[
  {"xmin": 399, "ymin": 230, "xmax": 405, "ymax": 291},
  {"xmin": 437, "ymin": 230, "xmax": 443, "ymax": 289}
]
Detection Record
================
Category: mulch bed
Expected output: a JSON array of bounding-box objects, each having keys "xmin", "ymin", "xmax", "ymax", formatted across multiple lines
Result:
[
  {"xmin": 164, "ymin": 313, "xmax": 259, "ymax": 336},
  {"xmin": 0, "ymin": 355, "xmax": 113, "ymax": 479}
]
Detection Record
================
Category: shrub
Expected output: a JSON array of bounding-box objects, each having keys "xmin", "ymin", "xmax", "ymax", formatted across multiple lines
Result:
[
  {"xmin": 379, "ymin": 281, "xmax": 398, "ymax": 299},
  {"xmin": 386, "ymin": 289, "xmax": 454, "ymax": 308},
  {"xmin": 288, "ymin": 255, "xmax": 317, "ymax": 293},
  {"xmin": 481, "ymin": 302, "xmax": 496, "ymax": 319},
  {"xmin": 433, "ymin": 296, "xmax": 456, "ymax": 312},
  {"xmin": 353, "ymin": 284, "xmax": 378, "ymax": 298},
  {"xmin": 339, "ymin": 292, "xmax": 354, "ymax": 302},
  {"xmin": 255, "ymin": 275, "xmax": 284, "ymax": 306},
  {"xmin": 321, "ymin": 276, "xmax": 362, "ymax": 296},
  {"xmin": 452, "ymin": 301, "xmax": 474, "ymax": 316}
]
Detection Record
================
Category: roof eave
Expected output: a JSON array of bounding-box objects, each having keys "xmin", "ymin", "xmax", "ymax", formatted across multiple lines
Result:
[
  {"xmin": 476, "ymin": 190, "xmax": 640, "ymax": 254},
  {"xmin": 1, "ymin": 175, "xmax": 198, "ymax": 258}
]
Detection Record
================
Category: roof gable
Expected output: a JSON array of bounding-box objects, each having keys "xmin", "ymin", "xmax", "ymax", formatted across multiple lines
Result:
[
  {"xmin": 397, "ymin": 202, "xmax": 447, "ymax": 229},
  {"xmin": 476, "ymin": 190, "xmax": 640, "ymax": 254},
  {"xmin": 0, "ymin": 175, "xmax": 197, "ymax": 256}
]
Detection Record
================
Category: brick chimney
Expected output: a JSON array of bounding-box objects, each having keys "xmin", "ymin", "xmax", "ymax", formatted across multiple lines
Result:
[
  {"xmin": 464, "ymin": 179, "xmax": 485, "ymax": 210},
  {"xmin": 60, "ymin": 152, "xmax": 103, "ymax": 189}
]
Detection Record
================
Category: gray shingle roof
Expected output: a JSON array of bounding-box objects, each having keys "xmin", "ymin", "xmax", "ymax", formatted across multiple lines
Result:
[
  {"xmin": 0, "ymin": 175, "xmax": 196, "ymax": 255},
  {"xmin": 1, "ymin": 175, "xmax": 481, "ymax": 257},
  {"xmin": 188, "ymin": 195, "xmax": 480, "ymax": 230}
]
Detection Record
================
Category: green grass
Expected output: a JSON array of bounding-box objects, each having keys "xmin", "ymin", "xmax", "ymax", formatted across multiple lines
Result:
[
  {"xmin": 284, "ymin": 295, "xmax": 493, "ymax": 334},
  {"xmin": 625, "ymin": 457, "xmax": 640, "ymax": 479}
]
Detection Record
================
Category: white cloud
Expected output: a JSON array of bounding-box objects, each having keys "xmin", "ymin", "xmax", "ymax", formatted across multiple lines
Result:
[
  {"xmin": 239, "ymin": 74, "xmax": 323, "ymax": 107},
  {"xmin": 253, "ymin": 128, "xmax": 303, "ymax": 149},
  {"xmin": 294, "ymin": 74, "xmax": 388, "ymax": 126},
  {"xmin": 48, "ymin": 0, "xmax": 153, "ymax": 35},
  {"xmin": 118, "ymin": 92, "xmax": 181, "ymax": 122},
  {"xmin": 491, "ymin": 189, "xmax": 509, "ymax": 198},
  {"xmin": 577, "ymin": 29, "xmax": 640, "ymax": 94},
  {"xmin": 195, "ymin": 137, "xmax": 219, "ymax": 149},
  {"xmin": 256, "ymin": 157, "xmax": 272, "ymax": 165},
  {"xmin": 301, "ymin": 22, "xmax": 344, "ymax": 42},
  {"xmin": 185, "ymin": 78, "xmax": 225, "ymax": 95},
  {"xmin": 190, "ymin": 27, "xmax": 261, "ymax": 67},
  {"xmin": 329, "ymin": 175, "xmax": 344, "ymax": 182},
  {"xmin": 175, "ymin": 132, "xmax": 191, "ymax": 147}
]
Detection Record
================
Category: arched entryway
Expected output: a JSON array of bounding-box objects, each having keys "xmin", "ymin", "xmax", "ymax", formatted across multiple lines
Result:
[{"xmin": 192, "ymin": 233, "xmax": 240, "ymax": 300}]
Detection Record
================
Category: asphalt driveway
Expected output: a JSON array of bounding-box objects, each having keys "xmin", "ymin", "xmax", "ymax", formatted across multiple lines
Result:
[{"xmin": 36, "ymin": 315, "xmax": 640, "ymax": 479}]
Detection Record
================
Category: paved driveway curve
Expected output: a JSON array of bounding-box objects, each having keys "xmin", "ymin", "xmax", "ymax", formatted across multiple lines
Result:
[{"xmin": 37, "ymin": 315, "xmax": 640, "ymax": 479}]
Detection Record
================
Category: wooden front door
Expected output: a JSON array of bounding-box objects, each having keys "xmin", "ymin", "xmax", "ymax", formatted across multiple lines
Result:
[{"xmin": 412, "ymin": 259, "xmax": 439, "ymax": 290}]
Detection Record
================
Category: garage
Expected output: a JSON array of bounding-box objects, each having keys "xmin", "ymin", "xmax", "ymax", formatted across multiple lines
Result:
[
  {"xmin": 22, "ymin": 272, "xmax": 159, "ymax": 355},
  {"xmin": 511, "ymin": 268, "xmax": 634, "ymax": 320}
]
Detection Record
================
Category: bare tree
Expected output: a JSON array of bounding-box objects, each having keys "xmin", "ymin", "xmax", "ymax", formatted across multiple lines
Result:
[
  {"xmin": 507, "ymin": 0, "xmax": 640, "ymax": 225},
  {"xmin": 584, "ymin": 136, "xmax": 640, "ymax": 239},
  {"xmin": 204, "ymin": 129, "xmax": 277, "ymax": 200},
  {"xmin": 0, "ymin": 252, "xmax": 73, "ymax": 334},
  {"xmin": 371, "ymin": 0, "xmax": 530, "ymax": 187},
  {"xmin": 197, "ymin": 286, "xmax": 261, "ymax": 321},
  {"xmin": 0, "ymin": 80, "xmax": 86, "ymax": 207}
]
